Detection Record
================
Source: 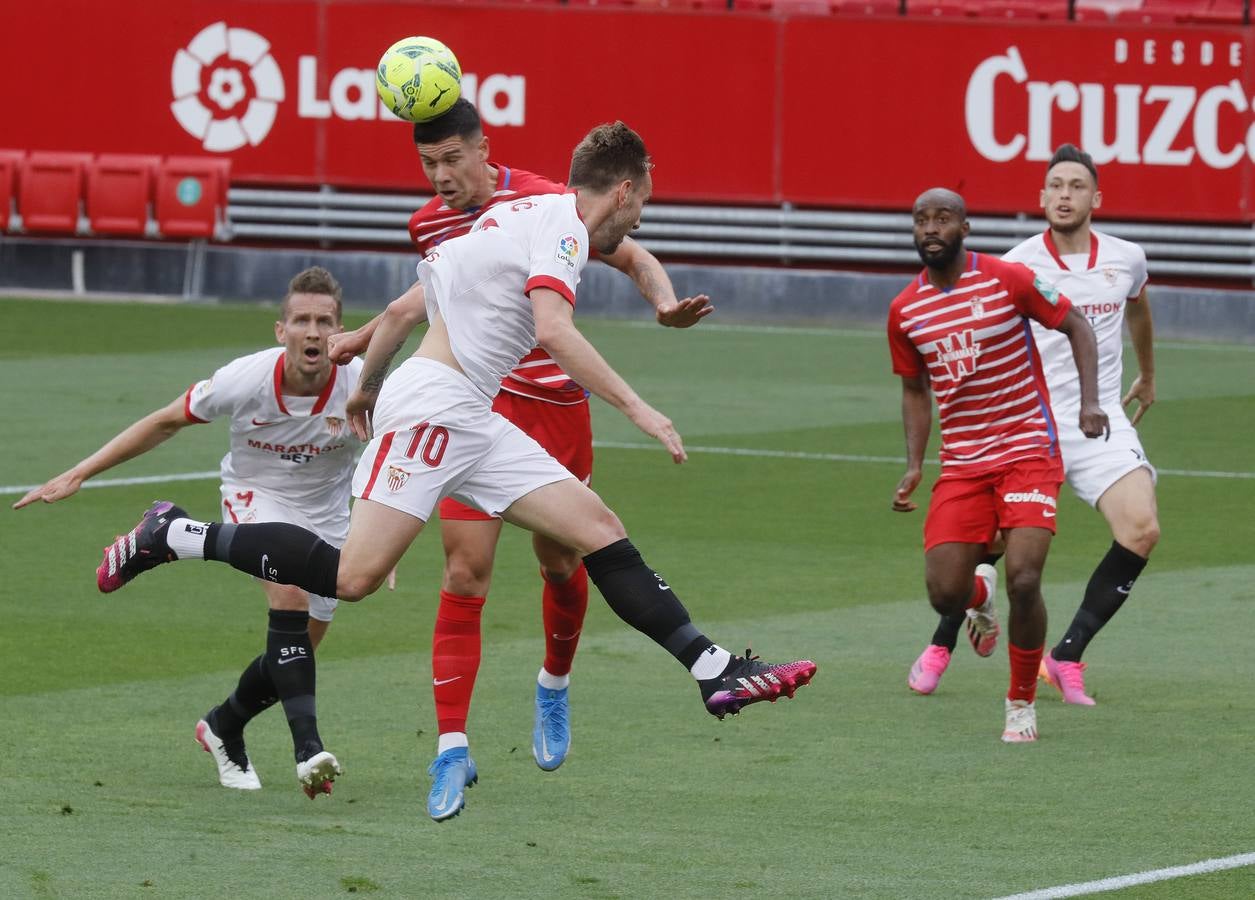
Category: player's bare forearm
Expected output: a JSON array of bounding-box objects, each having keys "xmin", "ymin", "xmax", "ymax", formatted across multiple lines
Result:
[
  {"xmin": 1123, "ymin": 290, "xmax": 1156, "ymax": 424},
  {"xmin": 13, "ymin": 397, "xmax": 189, "ymax": 508},
  {"xmin": 535, "ymin": 300, "xmax": 643, "ymax": 414},
  {"xmin": 1057, "ymin": 307, "xmax": 1110, "ymax": 438},
  {"xmin": 357, "ymin": 287, "xmax": 426, "ymax": 395},
  {"xmin": 533, "ymin": 288, "xmax": 685, "ymax": 461},
  {"xmin": 900, "ymin": 376, "xmax": 932, "ymax": 472},
  {"xmin": 600, "ymin": 238, "xmax": 712, "ymax": 328},
  {"xmin": 1126, "ymin": 289, "xmax": 1155, "ymax": 381},
  {"xmin": 893, "ymin": 376, "xmax": 931, "ymax": 512}
]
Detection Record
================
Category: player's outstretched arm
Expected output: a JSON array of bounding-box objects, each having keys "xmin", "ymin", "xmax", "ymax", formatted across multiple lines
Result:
[
  {"xmin": 599, "ymin": 237, "xmax": 713, "ymax": 328},
  {"xmin": 329, "ymin": 280, "xmax": 428, "ymax": 364},
  {"xmin": 1123, "ymin": 288, "xmax": 1155, "ymax": 426},
  {"xmin": 532, "ymin": 287, "xmax": 686, "ymax": 463},
  {"xmin": 1055, "ymin": 307, "xmax": 1110, "ymax": 440},
  {"xmin": 893, "ymin": 374, "xmax": 931, "ymax": 513},
  {"xmin": 11, "ymin": 396, "xmax": 192, "ymax": 509},
  {"xmin": 346, "ymin": 283, "xmax": 428, "ymax": 440}
]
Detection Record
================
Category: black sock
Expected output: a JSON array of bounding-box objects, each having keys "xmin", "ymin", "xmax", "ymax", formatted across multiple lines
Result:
[
  {"xmin": 264, "ymin": 609, "xmax": 322, "ymax": 761},
  {"xmin": 583, "ymin": 538, "xmax": 713, "ymax": 670},
  {"xmin": 982, "ymin": 552, "xmax": 1004, "ymax": 567},
  {"xmin": 931, "ymin": 612, "xmax": 966, "ymax": 652},
  {"xmin": 211, "ymin": 653, "xmax": 278, "ymax": 736},
  {"xmin": 1053, "ymin": 541, "xmax": 1148, "ymax": 662},
  {"xmin": 205, "ymin": 522, "xmax": 340, "ymax": 599}
]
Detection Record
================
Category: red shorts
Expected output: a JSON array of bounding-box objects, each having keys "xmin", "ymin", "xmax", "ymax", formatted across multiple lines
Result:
[
  {"xmin": 923, "ymin": 457, "xmax": 1063, "ymax": 551},
  {"xmin": 438, "ymin": 390, "xmax": 592, "ymax": 521}
]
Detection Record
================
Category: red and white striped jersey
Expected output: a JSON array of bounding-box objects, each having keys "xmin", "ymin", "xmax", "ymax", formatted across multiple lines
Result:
[
  {"xmin": 409, "ymin": 164, "xmax": 584, "ymax": 405},
  {"xmin": 887, "ymin": 252, "xmax": 1073, "ymax": 478}
]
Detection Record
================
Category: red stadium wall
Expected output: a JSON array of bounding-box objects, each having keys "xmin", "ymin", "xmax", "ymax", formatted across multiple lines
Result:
[{"xmin": 3, "ymin": 1, "xmax": 1252, "ymax": 220}]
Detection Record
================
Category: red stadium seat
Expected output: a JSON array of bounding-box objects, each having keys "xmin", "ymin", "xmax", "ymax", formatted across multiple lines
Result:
[
  {"xmin": 86, "ymin": 154, "xmax": 160, "ymax": 236},
  {"xmin": 980, "ymin": 1, "xmax": 1065, "ymax": 17},
  {"xmin": 156, "ymin": 156, "xmax": 229, "ymax": 239},
  {"xmin": 907, "ymin": 1, "xmax": 971, "ymax": 16},
  {"xmin": 1114, "ymin": 6, "xmax": 1185, "ymax": 22},
  {"xmin": 1072, "ymin": 4, "xmax": 1114, "ymax": 20},
  {"xmin": 832, "ymin": 0, "xmax": 901, "ymax": 13},
  {"xmin": 759, "ymin": 0, "xmax": 834, "ymax": 12},
  {"xmin": 0, "ymin": 149, "xmax": 23, "ymax": 232},
  {"xmin": 18, "ymin": 151, "xmax": 91, "ymax": 235},
  {"xmin": 1191, "ymin": 0, "xmax": 1247, "ymax": 23}
]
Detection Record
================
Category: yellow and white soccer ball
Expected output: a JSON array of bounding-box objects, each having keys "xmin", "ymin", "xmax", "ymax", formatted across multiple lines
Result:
[{"xmin": 375, "ymin": 36, "xmax": 462, "ymax": 123}]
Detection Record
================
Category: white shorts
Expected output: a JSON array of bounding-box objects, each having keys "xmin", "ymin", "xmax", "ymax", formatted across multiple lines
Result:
[
  {"xmin": 220, "ymin": 483, "xmax": 348, "ymax": 622},
  {"xmin": 1059, "ymin": 409, "xmax": 1156, "ymax": 507},
  {"xmin": 351, "ymin": 358, "xmax": 576, "ymax": 521}
]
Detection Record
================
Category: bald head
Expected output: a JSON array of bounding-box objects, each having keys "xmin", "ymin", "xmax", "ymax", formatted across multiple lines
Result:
[
  {"xmin": 911, "ymin": 188, "xmax": 969, "ymax": 273},
  {"xmin": 913, "ymin": 188, "xmax": 967, "ymax": 220}
]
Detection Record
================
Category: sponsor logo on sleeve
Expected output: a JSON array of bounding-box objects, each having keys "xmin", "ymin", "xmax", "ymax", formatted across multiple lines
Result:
[
  {"xmin": 556, "ymin": 234, "xmax": 580, "ymax": 270},
  {"xmin": 1033, "ymin": 275, "xmax": 1061, "ymax": 306}
]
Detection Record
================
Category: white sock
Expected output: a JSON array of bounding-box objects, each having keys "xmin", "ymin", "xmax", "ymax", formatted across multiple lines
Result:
[
  {"xmin": 437, "ymin": 732, "xmax": 469, "ymax": 755},
  {"xmin": 537, "ymin": 667, "xmax": 570, "ymax": 691},
  {"xmin": 166, "ymin": 518, "xmax": 211, "ymax": 560},
  {"xmin": 689, "ymin": 645, "xmax": 732, "ymax": 681}
]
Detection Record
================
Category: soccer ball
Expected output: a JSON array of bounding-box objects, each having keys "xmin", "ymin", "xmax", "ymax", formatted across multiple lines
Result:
[{"xmin": 375, "ymin": 36, "xmax": 462, "ymax": 123}]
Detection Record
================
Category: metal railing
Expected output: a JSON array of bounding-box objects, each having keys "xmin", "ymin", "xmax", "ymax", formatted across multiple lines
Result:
[{"xmin": 225, "ymin": 186, "xmax": 1255, "ymax": 280}]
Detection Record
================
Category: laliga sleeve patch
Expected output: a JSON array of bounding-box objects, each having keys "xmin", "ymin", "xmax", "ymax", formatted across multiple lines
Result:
[
  {"xmin": 556, "ymin": 234, "xmax": 580, "ymax": 270},
  {"xmin": 1033, "ymin": 275, "xmax": 1061, "ymax": 306}
]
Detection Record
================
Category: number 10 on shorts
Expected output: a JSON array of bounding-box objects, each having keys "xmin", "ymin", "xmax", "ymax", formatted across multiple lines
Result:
[{"xmin": 405, "ymin": 422, "xmax": 449, "ymax": 468}]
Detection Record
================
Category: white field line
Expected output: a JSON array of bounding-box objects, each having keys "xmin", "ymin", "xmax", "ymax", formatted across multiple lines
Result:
[
  {"xmin": 993, "ymin": 851, "xmax": 1255, "ymax": 899},
  {"xmin": 1, "ymin": 471, "xmax": 221, "ymax": 497},
  {"xmin": 593, "ymin": 440, "xmax": 1255, "ymax": 480},
  {"xmin": 3, "ymin": 441, "xmax": 1252, "ymax": 498}
]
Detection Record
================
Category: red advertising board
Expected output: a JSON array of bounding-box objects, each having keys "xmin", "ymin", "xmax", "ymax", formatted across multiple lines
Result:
[
  {"xmin": 0, "ymin": 0, "xmax": 776, "ymax": 203},
  {"xmin": 2, "ymin": 1, "xmax": 1254, "ymax": 220},
  {"xmin": 780, "ymin": 16, "xmax": 1254, "ymax": 221}
]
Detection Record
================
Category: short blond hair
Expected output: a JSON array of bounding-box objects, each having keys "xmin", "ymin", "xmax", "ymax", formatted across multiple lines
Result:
[{"xmin": 282, "ymin": 266, "xmax": 343, "ymax": 320}]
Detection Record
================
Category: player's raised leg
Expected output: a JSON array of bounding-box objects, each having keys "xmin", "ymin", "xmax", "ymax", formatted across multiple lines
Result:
[
  {"xmin": 1045, "ymin": 468, "xmax": 1158, "ymax": 705},
  {"xmin": 501, "ymin": 478, "xmax": 816, "ymax": 720},
  {"xmin": 910, "ymin": 542, "xmax": 988, "ymax": 694},
  {"xmin": 531, "ymin": 532, "xmax": 587, "ymax": 771}
]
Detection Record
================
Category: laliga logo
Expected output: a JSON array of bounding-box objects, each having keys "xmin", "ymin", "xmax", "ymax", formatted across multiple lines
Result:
[
  {"xmin": 171, "ymin": 22, "xmax": 285, "ymax": 152},
  {"xmin": 171, "ymin": 24, "xmax": 526, "ymax": 151}
]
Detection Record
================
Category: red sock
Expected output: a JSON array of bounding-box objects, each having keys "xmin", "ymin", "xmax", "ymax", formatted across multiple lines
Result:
[
  {"xmin": 541, "ymin": 564, "xmax": 588, "ymax": 677},
  {"xmin": 1007, "ymin": 642, "xmax": 1042, "ymax": 703},
  {"xmin": 432, "ymin": 590, "xmax": 485, "ymax": 734},
  {"xmin": 966, "ymin": 573, "xmax": 989, "ymax": 610}
]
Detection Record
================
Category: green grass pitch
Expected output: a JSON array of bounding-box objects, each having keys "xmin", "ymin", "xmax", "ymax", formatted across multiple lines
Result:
[{"xmin": 1, "ymin": 297, "xmax": 1253, "ymax": 898}]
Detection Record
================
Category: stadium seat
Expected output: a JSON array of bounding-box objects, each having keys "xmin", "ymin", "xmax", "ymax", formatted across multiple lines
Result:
[
  {"xmin": 18, "ymin": 151, "xmax": 91, "ymax": 235},
  {"xmin": 156, "ymin": 156, "xmax": 229, "ymax": 239},
  {"xmin": 0, "ymin": 149, "xmax": 23, "ymax": 232},
  {"xmin": 1072, "ymin": 4, "xmax": 1114, "ymax": 20},
  {"xmin": 1114, "ymin": 6, "xmax": 1185, "ymax": 21},
  {"xmin": 906, "ymin": 1, "xmax": 970, "ymax": 16},
  {"xmin": 832, "ymin": 0, "xmax": 901, "ymax": 13},
  {"xmin": 86, "ymin": 154, "xmax": 160, "ymax": 236},
  {"xmin": 759, "ymin": 0, "xmax": 834, "ymax": 12},
  {"xmin": 1190, "ymin": 0, "xmax": 1247, "ymax": 23},
  {"xmin": 980, "ymin": 1, "xmax": 1066, "ymax": 17}
]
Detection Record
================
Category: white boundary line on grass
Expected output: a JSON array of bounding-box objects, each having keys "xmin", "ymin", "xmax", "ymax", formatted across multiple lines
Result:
[
  {"xmin": 993, "ymin": 851, "xmax": 1255, "ymax": 899},
  {"xmin": 2, "ymin": 441, "xmax": 1253, "ymax": 497}
]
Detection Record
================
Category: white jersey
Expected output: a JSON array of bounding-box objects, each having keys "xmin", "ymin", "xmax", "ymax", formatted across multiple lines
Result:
[
  {"xmin": 1004, "ymin": 229, "xmax": 1148, "ymax": 417},
  {"xmin": 414, "ymin": 192, "xmax": 588, "ymax": 400},
  {"xmin": 184, "ymin": 348, "xmax": 364, "ymax": 519}
]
